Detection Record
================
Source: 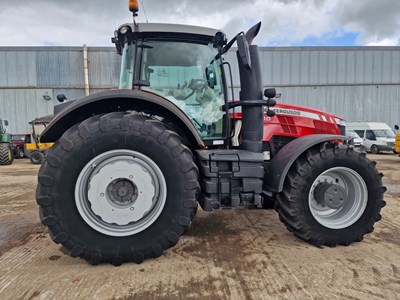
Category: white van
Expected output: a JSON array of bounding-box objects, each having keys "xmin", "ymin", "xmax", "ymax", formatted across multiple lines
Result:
[
  {"xmin": 345, "ymin": 130, "xmax": 365, "ymax": 150},
  {"xmin": 347, "ymin": 122, "xmax": 396, "ymax": 154}
]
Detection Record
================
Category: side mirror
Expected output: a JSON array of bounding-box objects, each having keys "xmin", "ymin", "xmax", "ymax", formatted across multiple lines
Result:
[
  {"xmin": 3, "ymin": 120, "xmax": 9, "ymax": 126},
  {"xmin": 395, "ymin": 125, "xmax": 399, "ymax": 131},
  {"xmin": 112, "ymin": 30, "xmax": 122, "ymax": 55},
  {"xmin": 264, "ymin": 88, "xmax": 276, "ymax": 99},
  {"xmin": 56, "ymin": 94, "xmax": 67, "ymax": 103}
]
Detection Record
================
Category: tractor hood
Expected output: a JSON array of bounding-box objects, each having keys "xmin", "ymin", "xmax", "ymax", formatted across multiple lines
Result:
[{"xmin": 270, "ymin": 102, "xmax": 346, "ymax": 127}]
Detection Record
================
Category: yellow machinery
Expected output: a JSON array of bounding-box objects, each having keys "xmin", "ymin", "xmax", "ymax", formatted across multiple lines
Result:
[
  {"xmin": 395, "ymin": 125, "xmax": 400, "ymax": 155},
  {"xmin": 24, "ymin": 119, "xmax": 54, "ymax": 164}
]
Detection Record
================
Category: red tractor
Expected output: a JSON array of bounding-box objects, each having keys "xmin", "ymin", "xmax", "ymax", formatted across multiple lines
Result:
[{"xmin": 36, "ymin": 2, "xmax": 385, "ymax": 265}]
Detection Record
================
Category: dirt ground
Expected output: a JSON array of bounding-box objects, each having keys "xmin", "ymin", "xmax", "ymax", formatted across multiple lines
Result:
[{"xmin": 0, "ymin": 154, "xmax": 399, "ymax": 300}]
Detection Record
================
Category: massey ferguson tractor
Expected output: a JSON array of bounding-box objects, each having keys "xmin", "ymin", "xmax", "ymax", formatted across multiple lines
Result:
[{"xmin": 36, "ymin": 1, "xmax": 386, "ymax": 265}]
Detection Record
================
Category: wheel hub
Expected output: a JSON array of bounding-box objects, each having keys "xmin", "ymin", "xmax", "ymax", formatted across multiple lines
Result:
[
  {"xmin": 87, "ymin": 158, "xmax": 157, "ymax": 226},
  {"xmin": 308, "ymin": 167, "xmax": 368, "ymax": 229},
  {"xmin": 314, "ymin": 182, "xmax": 347, "ymax": 209},
  {"xmin": 75, "ymin": 149, "xmax": 167, "ymax": 236},
  {"xmin": 106, "ymin": 178, "xmax": 138, "ymax": 207}
]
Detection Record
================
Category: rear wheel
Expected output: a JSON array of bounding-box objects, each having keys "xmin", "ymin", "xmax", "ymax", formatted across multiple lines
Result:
[
  {"xmin": 275, "ymin": 143, "xmax": 386, "ymax": 246},
  {"xmin": 370, "ymin": 144, "xmax": 379, "ymax": 154},
  {"xmin": 0, "ymin": 143, "xmax": 13, "ymax": 165},
  {"xmin": 30, "ymin": 151, "xmax": 45, "ymax": 164},
  {"xmin": 36, "ymin": 112, "xmax": 199, "ymax": 265}
]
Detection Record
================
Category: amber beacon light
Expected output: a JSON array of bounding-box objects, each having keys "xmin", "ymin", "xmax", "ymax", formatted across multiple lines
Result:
[{"xmin": 129, "ymin": 0, "xmax": 139, "ymax": 15}]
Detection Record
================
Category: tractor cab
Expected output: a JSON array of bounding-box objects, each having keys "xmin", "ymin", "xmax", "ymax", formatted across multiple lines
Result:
[
  {"xmin": 0, "ymin": 119, "xmax": 9, "ymax": 138},
  {"xmin": 114, "ymin": 23, "xmax": 228, "ymax": 140}
]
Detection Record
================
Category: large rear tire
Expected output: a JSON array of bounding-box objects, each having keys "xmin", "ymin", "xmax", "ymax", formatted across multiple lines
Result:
[
  {"xmin": 36, "ymin": 112, "xmax": 199, "ymax": 265},
  {"xmin": 275, "ymin": 143, "xmax": 386, "ymax": 247},
  {"xmin": 0, "ymin": 143, "xmax": 13, "ymax": 165}
]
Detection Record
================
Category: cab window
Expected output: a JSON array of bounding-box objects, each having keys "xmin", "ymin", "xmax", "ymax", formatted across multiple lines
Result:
[
  {"xmin": 354, "ymin": 130, "xmax": 364, "ymax": 138},
  {"xmin": 140, "ymin": 40, "xmax": 226, "ymax": 139}
]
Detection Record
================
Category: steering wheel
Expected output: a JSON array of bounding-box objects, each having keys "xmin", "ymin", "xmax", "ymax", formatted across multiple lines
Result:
[{"xmin": 180, "ymin": 79, "xmax": 207, "ymax": 100}]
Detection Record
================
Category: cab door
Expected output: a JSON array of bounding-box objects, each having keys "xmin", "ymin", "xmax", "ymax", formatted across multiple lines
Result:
[{"xmin": 364, "ymin": 130, "xmax": 376, "ymax": 150}]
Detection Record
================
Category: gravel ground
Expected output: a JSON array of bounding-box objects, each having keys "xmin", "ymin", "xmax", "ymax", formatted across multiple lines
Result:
[{"xmin": 0, "ymin": 154, "xmax": 399, "ymax": 300}]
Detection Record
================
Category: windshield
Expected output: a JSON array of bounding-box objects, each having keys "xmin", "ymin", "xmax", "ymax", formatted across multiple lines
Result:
[
  {"xmin": 374, "ymin": 129, "xmax": 395, "ymax": 138},
  {"xmin": 347, "ymin": 131, "xmax": 360, "ymax": 139},
  {"xmin": 11, "ymin": 135, "xmax": 27, "ymax": 142},
  {"xmin": 140, "ymin": 40, "xmax": 226, "ymax": 139}
]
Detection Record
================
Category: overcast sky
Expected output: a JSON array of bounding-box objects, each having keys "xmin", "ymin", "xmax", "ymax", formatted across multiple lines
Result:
[{"xmin": 1, "ymin": 0, "xmax": 400, "ymax": 47}]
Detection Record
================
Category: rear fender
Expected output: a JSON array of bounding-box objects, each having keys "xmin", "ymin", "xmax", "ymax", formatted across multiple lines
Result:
[
  {"xmin": 40, "ymin": 89, "xmax": 204, "ymax": 147},
  {"xmin": 263, "ymin": 134, "xmax": 347, "ymax": 193}
]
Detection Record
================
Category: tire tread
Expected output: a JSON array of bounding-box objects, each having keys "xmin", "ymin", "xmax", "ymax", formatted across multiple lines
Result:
[
  {"xmin": 36, "ymin": 111, "xmax": 199, "ymax": 265},
  {"xmin": 275, "ymin": 142, "xmax": 386, "ymax": 247}
]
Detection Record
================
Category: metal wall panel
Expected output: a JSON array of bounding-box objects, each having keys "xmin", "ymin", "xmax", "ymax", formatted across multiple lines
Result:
[
  {"xmin": 88, "ymin": 50, "xmax": 120, "ymax": 88},
  {"xmin": 0, "ymin": 89, "xmax": 54, "ymax": 133},
  {"xmin": 37, "ymin": 49, "xmax": 84, "ymax": 87},
  {"xmin": 258, "ymin": 47, "xmax": 400, "ymax": 86},
  {"xmin": 0, "ymin": 50, "xmax": 37, "ymax": 87}
]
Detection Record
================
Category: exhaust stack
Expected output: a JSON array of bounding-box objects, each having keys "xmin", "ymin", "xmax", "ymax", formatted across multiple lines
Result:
[{"xmin": 236, "ymin": 23, "xmax": 264, "ymax": 153}]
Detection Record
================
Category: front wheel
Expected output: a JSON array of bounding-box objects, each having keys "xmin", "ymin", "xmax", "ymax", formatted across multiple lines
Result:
[
  {"xmin": 275, "ymin": 143, "xmax": 386, "ymax": 247},
  {"xmin": 36, "ymin": 112, "xmax": 199, "ymax": 265}
]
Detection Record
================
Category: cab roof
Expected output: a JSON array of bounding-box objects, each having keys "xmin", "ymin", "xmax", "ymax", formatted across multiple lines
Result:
[{"xmin": 121, "ymin": 22, "xmax": 222, "ymax": 38}]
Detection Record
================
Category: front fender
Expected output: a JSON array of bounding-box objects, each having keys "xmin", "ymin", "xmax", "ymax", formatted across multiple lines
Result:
[
  {"xmin": 263, "ymin": 134, "xmax": 347, "ymax": 193},
  {"xmin": 41, "ymin": 89, "xmax": 204, "ymax": 147}
]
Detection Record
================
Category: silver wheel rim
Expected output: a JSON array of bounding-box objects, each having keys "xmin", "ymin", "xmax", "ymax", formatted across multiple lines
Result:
[
  {"xmin": 308, "ymin": 167, "xmax": 367, "ymax": 229},
  {"xmin": 75, "ymin": 149, "xmax": 167, "ymax": 237}
]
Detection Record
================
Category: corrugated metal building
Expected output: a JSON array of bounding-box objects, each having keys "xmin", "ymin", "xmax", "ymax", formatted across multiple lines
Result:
[
  {"xmin": 0, "ymin": 47, "xmax": 120, "ymax": 133},
  {"xmin": 1, "ymin": 46, "xmax": 399, "ymax": 133},
  {"xmin": 224, "ymin": 46, "xmax": 400, "ymax": 130}
]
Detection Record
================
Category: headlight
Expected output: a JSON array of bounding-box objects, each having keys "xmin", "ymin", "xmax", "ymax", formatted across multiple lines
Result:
[{"xmin": 119, "ymin": 26, "xmax": 131, "ymax": 34}]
